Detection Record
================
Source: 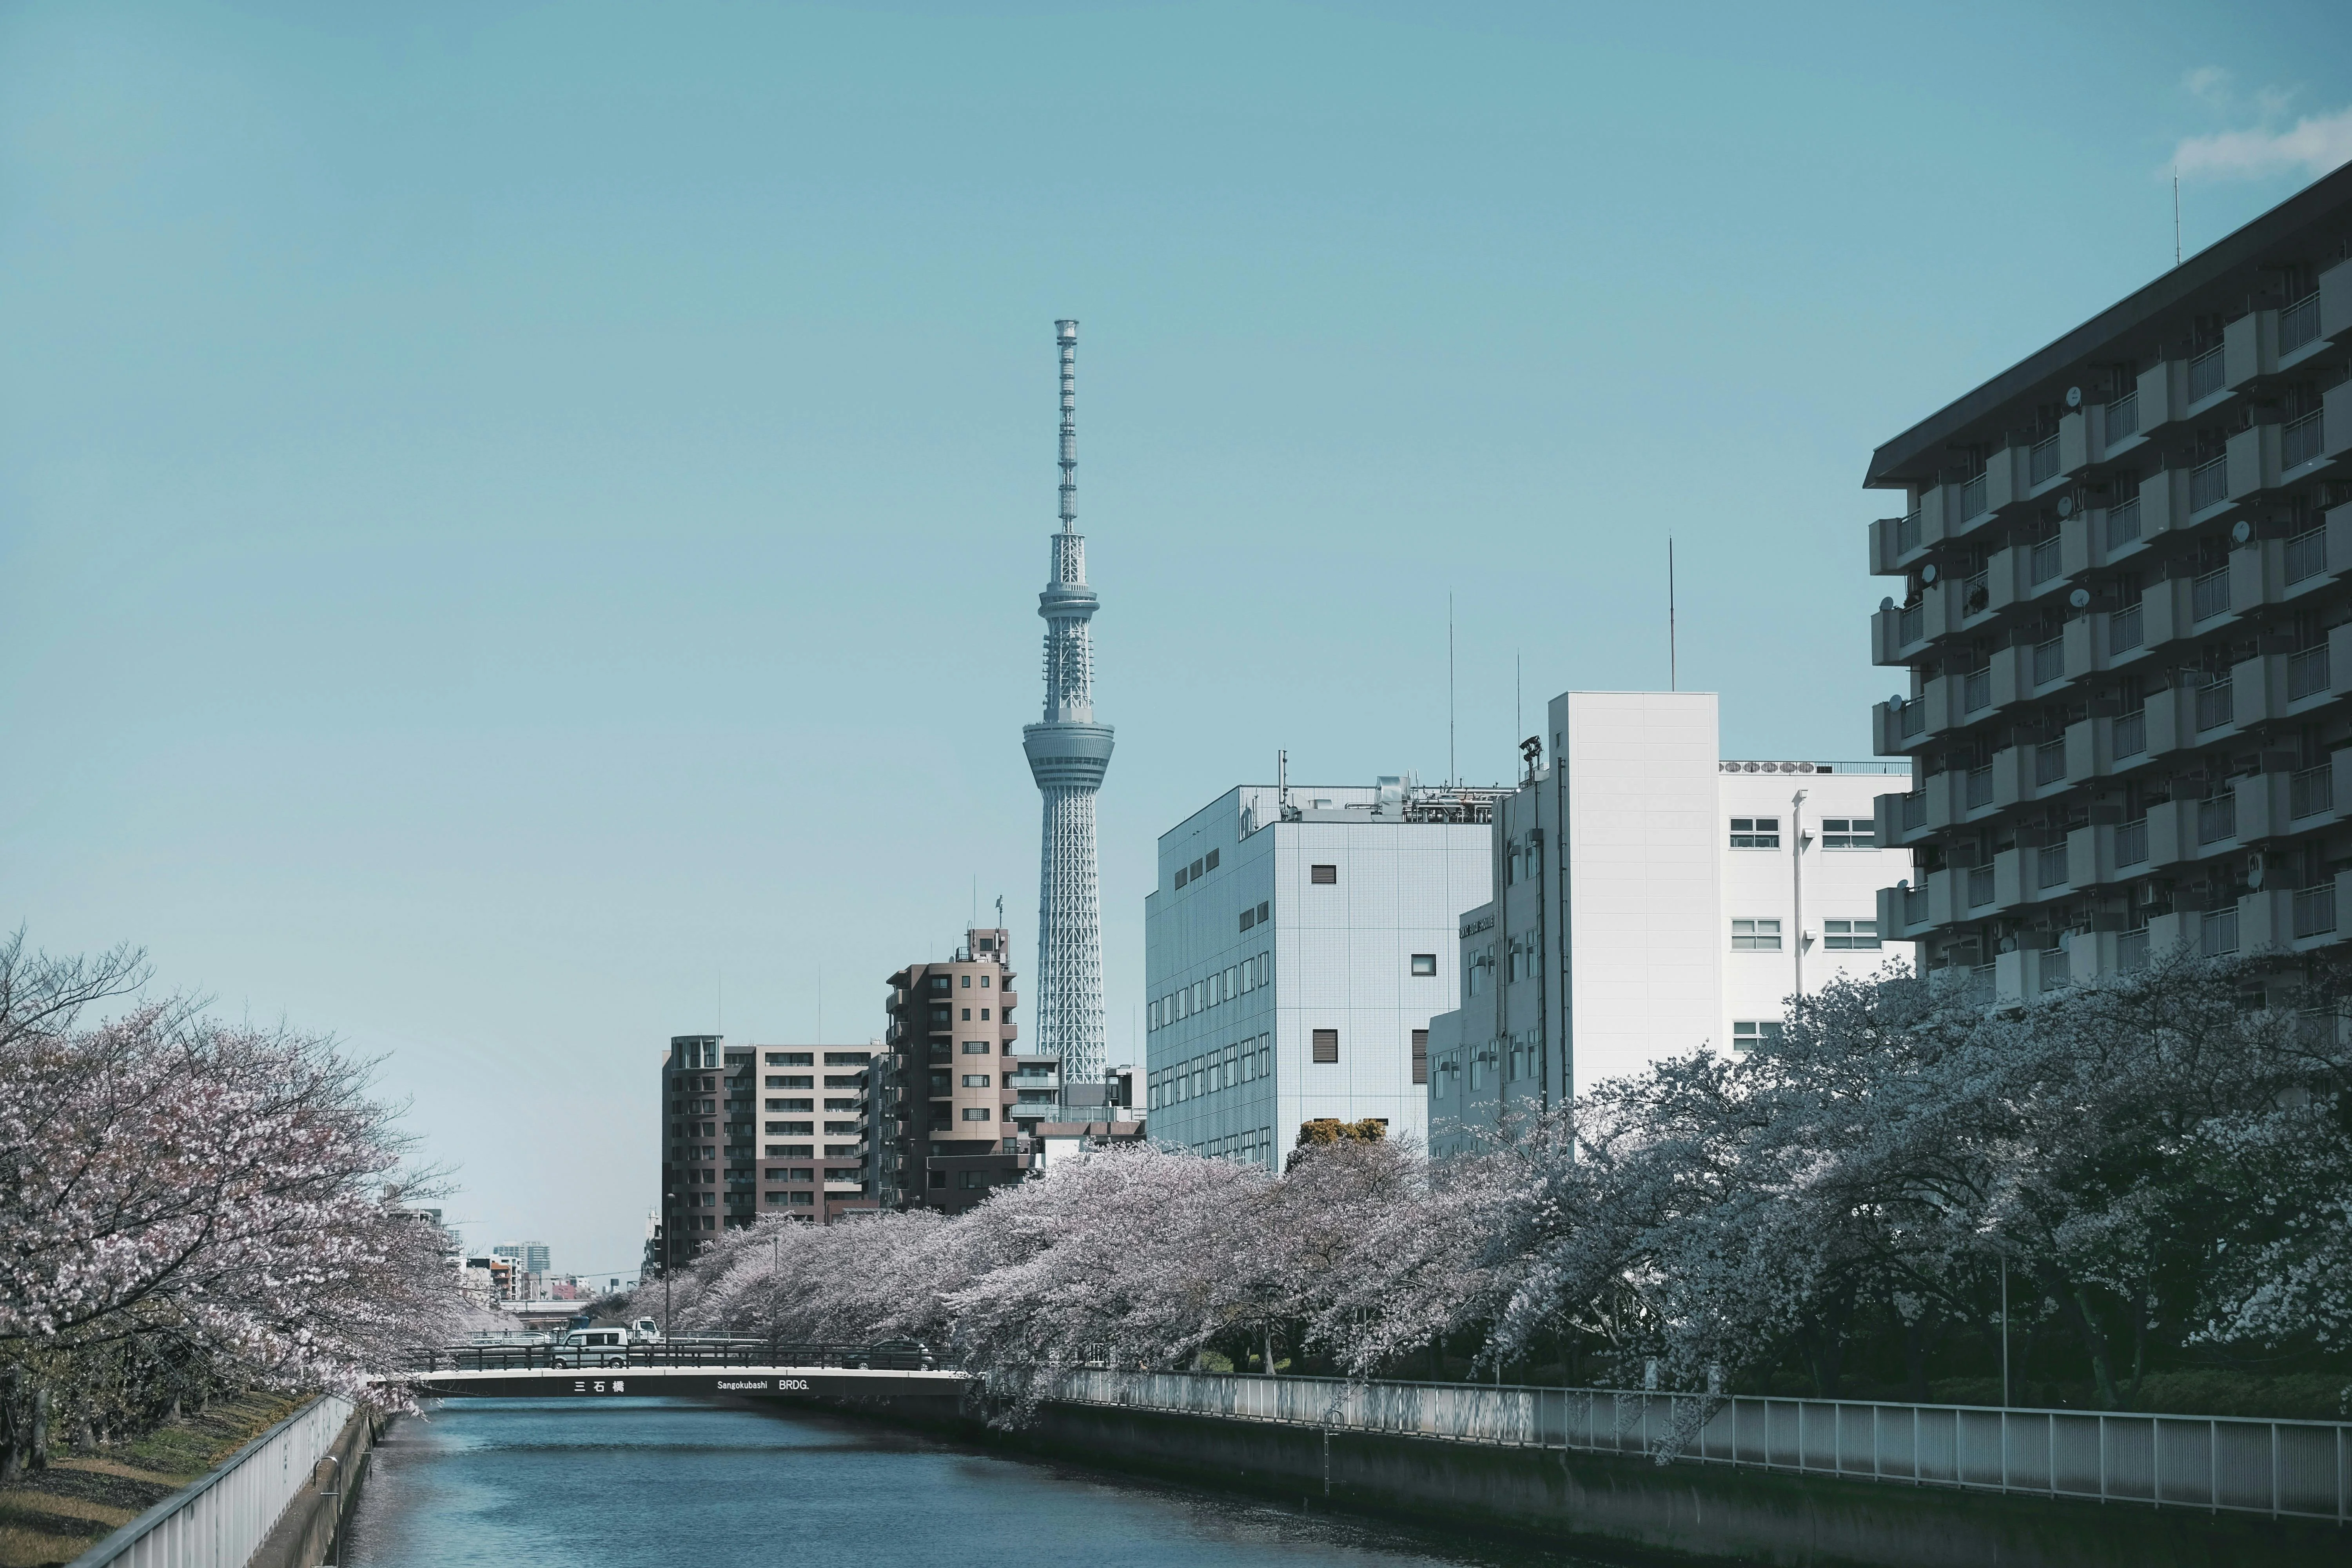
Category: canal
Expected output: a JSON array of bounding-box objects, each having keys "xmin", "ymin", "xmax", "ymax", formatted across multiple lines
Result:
[{"xmin": 339, "ymin": 1397, "xmax": 1626, "ymax": 1566}]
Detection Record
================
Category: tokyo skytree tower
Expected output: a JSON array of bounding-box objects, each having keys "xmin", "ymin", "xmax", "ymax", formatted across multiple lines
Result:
[{"xmin": 1021, "ymin": 319, "xmax": 1113, "ymax": 1086}]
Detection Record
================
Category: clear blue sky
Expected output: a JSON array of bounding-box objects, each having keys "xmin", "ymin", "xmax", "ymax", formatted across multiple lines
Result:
[{"xmin": 6, "ymin": 1, "xmax": 2348, "ymax": 1278}]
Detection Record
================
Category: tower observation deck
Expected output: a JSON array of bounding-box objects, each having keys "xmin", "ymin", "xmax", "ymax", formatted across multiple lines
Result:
[{"xmin": 1022, "ymin": 319, "xmax": 1112, "ymax": 1085}]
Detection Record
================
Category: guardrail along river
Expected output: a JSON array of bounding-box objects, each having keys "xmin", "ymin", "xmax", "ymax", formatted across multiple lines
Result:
[{"xmin": 339, "ymin": 1397, "xmax": 1621, "ymax": 1567}]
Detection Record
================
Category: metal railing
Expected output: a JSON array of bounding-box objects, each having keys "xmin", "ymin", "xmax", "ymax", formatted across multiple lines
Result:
[
  {"xmin": 2105, "ymin": 391, "xmax": 2140, "ymax": 443},
  {"xmin": 1898, "ymin": 509, "xmax": 1922, "ymax": 554},
  {"xmin": 1900, "ymin": 700, "xmax": 1926, "ymax": 738},
  {"xmin": 1959, "ymin": 473, "xmax": 1987, "ymax": 521},
  {"xmin": 2192, "ymin": 564, "xmax": 2231, "ymax": 621},
  {"xmin": 2288, "ymin": 526, "xmax": 2329, "ymax": 585},
  {"xmin": 2196, "ymin": 677, "xmax": 2234, "ymax": 731},
  {"xmin": 2034, "ymin": 740, "xmax": 2066, "ymax": 786},
  {"xmin": 2032, "ymin": 637, "xmax": 2064, "ymax": 686},
  {"xmin": 1963, "ymin": 668, "xmax": 1991, "ymax": 712},
  {"xmin": 2029, "ymin": 434, "xmax": 2061, "ymax": 486},
  {"xmin": 2281, "ymin": 292, "xmax": 2322, "ymax": 354},
  {"xmin": 1899, "ymin": 603, "xmax": 1924, "ymax": 646},
  {"xmin": 1963, "ymin": 570, "xmax": 1990, "ymax": 616},
  {"xmin": 2188, "ymin": 345, "xmax": 2226, "ymax": 404},
  {"xmin": 2204, "ymin": 908, "xmax": 2241, "ymax": 956},
  {"xmin": 2113, "ymin": 708, "xmax": 2147, "ymax": 759},
  {"xmin": 1967, "ymin": 866, "xmax": 1995, "ymax": 907},
  {"xmin": 1050, "ymin": 1370, "xmax": 2352, "ymax": 1526},
  {"xmin": 2292, "ymin": 763, "xmax": 2334, "ymax": 820},
  {"xmin": 2037, "ymin": 844, "xmax": 2069, "ymax": 890},
  {"xmin": 2041, "ymin": 945, "xmax": 2070, "ymax": 988},
  {"xmin": 66, "ymin": 1395, "xmax": 352, "ymax": 1568},
  {"xmin": 1902, "ymin": 887, "xmax": 1927, "ymax": 927},
  {"xmin": 1900, "ymin": 793, "xmax": 1926, "ymax": 832},
  {"xmin": 2285, "ymin": 410, "xmax": 2326, "ymax": 471},
  {"xmin": 2106, "ymin": 495, "xmax": 2142, "ymax": 549},
  {"xmin": 2198, "ymin": 793, "xmax": 2238, "ymax": 844},
  {"xmin": 2116, "ymin": 817, "xmax": 2150, "ymax": 867},
  {"xmin": 2109, "ymin": 603, "xmax": 2143, "ymax": 654},
  {"xmin": 398, "ymin": 1338, "xmax": 939, "ymax": 1374},
  {"xmin": 2119, "ymin": 929, "xmax": 2151, "ymax": 972},
  {"xmin": 2296, "ymin": 885, "xmax": 2339, "ymax": 940},
  {"xmin": 1965, "ymin": 768, "xmax": 1993, "ymax": 810}
]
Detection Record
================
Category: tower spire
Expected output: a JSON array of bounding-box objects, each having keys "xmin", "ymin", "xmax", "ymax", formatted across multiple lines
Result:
[{"xmin": 1023, "ymin": 319, "xmax": 1113, "ymax": 1084}]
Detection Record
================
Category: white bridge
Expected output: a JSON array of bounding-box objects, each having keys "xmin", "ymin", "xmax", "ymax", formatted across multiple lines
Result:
[{"xmin": 401, "ymin": 1364, "xmax": 966, "ymax": 1401}]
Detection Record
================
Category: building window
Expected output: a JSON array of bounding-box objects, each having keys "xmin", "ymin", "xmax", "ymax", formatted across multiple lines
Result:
[
  {"xmin": 766, "ymin": 1074, "xmax": 811, "ymax": 1089},
  {"xmin": 1824, "ymin": 918, "xmax": 1881, "ymax": 949},
  {"xmin": 1205, "ymin": 849, "xmax": 1220, "ymax": 871},
  {"xmin": 1240, "ymin": 906, "xmax": 1255, "ymax": 932},
  {"xmin": 1310, "ymin": 864, "xmax": 1338, "ymax": 885},
  {"xmin": 960, "ymin": 1106, "xmax": 992, "ymax": 1122},
  {"xmin": 1730, "ymin": 817, "xmax": 1781, "ymax": 849},
  {"xmin": 1731, "ymin": 918, "xmax": 1783, "ymax": 951},
  {"xmin": 980, "ymin": 1007, "xmax": 990, "ymax": 1020},
  {"xmin": 1731, "ymin": 1020, "xmax": 1784, "ymax": 1051},
  {"xmin": 1190, "ymin": 858, "xmax": 1203, "ymax": 879},
  {"xmin": 1312, "ymin": 1028, "xmax": 1339, "ymax": 1063},
  {"xmin": 980, "ymin": 975, "xmax": 991, "ymax": 987},
  {"xmin": 1411, "ymin": 1029, "xmax": 1429, "ymax": 1085},
  {"xmin": 766, "ymin": 1098, "xmax": 812, "ymax": 1112},
  {"xmin": 960, "ymin": 1007, "xmax": 971, "ymax": 1020},
  {"xmin": 1410, "ymin": 953, "xmax": 1437, "ymax": 977},
  {"xmin": 1257, "ymin": 900, "xmax": 1270, "ymax": 922},
  {"xmin": 961, "ymin": 1040, "xmax": 991, "ymax": 1054},
  {"xmin": 1175, "ymin": 864, "xmax": 1189, "ymax": 888},
  {"xmin": 962, "ymin": 1074, "xmax": 992, "ymax": 1087},
  {"xmin": 766, "ymin": 1051, "xmax": 813, "ymax": 1066},
  {"xmin": 1820, "ymin": 818, "xmax": 1876, "ymax": 850}
]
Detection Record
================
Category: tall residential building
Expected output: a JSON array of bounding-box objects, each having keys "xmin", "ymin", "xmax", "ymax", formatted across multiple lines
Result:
[
  {"xmin": 1143, "ymin": 778, "xmax": 1500, "ymax": 1163},
  {"xmin": 1023, "ymin": 319, "xmax": 1114, "ymax": 1085},
  {"xmin": 657, "ymin": 1034, "xmax": 876, "ymax": 1271},
  {"xmin": 877, "ymin": 927, "xmax": 1028, "ymax": 1213},
  {"xmin": 1865, "ymin": 167, "xmax": 2352, "ymax": 1000},
  {"xmin": 1428, "ymin": 691, "xmax": 1912, "ymax": 1156}
]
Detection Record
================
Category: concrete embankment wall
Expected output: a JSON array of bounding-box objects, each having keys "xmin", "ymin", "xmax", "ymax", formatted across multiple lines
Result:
[{"xmin": 840, "ymin": 1394, "xmax": 2339, "ymax": 1568}]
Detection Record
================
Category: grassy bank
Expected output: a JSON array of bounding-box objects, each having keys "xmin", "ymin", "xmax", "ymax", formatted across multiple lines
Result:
[{"xmin": 0, "ymin": 1392, "xmax": 303, "ymax": 1568}]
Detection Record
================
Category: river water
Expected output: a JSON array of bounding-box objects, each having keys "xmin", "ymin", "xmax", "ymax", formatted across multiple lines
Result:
[{"xmin": 340, "ymin": 1397, "xmax": 1625, "ymax": 1567}]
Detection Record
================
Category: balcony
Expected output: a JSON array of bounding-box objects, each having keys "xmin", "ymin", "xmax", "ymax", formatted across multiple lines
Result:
[
  {"xmin": 2292, "ymin": 763, "xmax": 2334, "ymax": 822},
  {"xmin": 2035, "ymin": 844, "xmax": 2069, "ymax": 892},
  {"xmin": 1962, "ymin": 667, "xmax": 1991, "ymax": 714},
  {"xmin": 2188, "ymin": 345, "xmax": 2226, "ymax": 405},
  {"xmin": 2108, "ymin": 603, "xmax": 2144, "ymax": 655},
  {"xmin": 2197, "ymin": 793, "xmax": 2237, "ymax": 846},
  {"xmin": 2029, "ymin": 433, "xmax": 2061, "ymax": 487},
  {"xmin": 1966, "ymin": 866, "xmax": 1995, "ymax": 908},
  {"xmin": 1958, "ymin": 473, "xmax": 1987, "ymax": 525},
  {"xmin": 2033, "ymin": 739, "xmax": 2066, "ymax": 788},
  {"xmin": 2287, "ymin": 524, "xmax": 2329, "ymax": 586},
  {"xmin": 2195, "ymin": 677, "xmax": 2233, "ymax": 733},
  {"xmin": 2290, "ymin": 644, "xmax": 2332, "ymax": 703},
  {"xmin": 2281, "ymin": 292, "xmax": 2322, "ymax": 355},
  {"xmin": 1898, "ymin": 509, "xmax": 1922, "ymax": 555},
  {"xmin": 2114, "ymin": 817, "xmax": 2149, "ymax": 869},
  {"xmin": 2295, "ymin": 884, "xmax": 2339, "ymax": 941},
  {"xmin": 2284, "ymin": 410, "xmax": 2326, "ymax": 472},
  {"xmin": 2105, "ymin": 391, "xmax": 2140, "ymax": 444},
  {"xmin": 2104, "ymin": 496, "xmax": 2142, "ymax": 552},
  {"xmin": 2191, "ymin": 565, "xmax": 2230, "ymax": 622},
  {"xmin": 1964, "ymin": 767, "xmax": 1993, "ymax": 811},
  {"xmin": 2112, "ymin": 708, "xmax": 2147, "ymax": 761},
  {"xmin": 2201, "ymin": 908, "xmax": 2239, "ymax": 957},
  {"xmin": 2118, "ymin": 929, "xmax": 2151, "ymax": 972},
  {"xmin": 2028, "ymin": 635, "xmax": 2063, "ymax": 689}
]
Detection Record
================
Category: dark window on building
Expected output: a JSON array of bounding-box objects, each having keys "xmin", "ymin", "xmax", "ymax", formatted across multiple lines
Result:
[
  {"xmin": 1240, "ymin": 907, "xmax": 1256, "ymax": 932},
  {"xmin": 1730, "ymin": 817, "xmax": 1781, "ymax": 849},
  {"xmin": 1310, "ymin": 864, "xmax": 1338, "ymax": 885},
  {"xmin": 1205, "ymin": 849, "xmax": 1220, "ymax": 870},
  {"xmin": 1411, "ymin": 1029, "xmax": 1429, "ymax": 1085},
  {"xmin": 929, "ymin": 975, "xmax": 950, "ymax": 992},
  {"xmin": 1175, "ymin": 865, "xmax": 1189, "ymax": 888},
  {"xmin": 961, "ymin": 974, "xmax": 971, "ymax": 988},
  {"xmin": 1257, "ymin": 900, "xmax": 1270, "ymax": 921},
  {"xmin": 1312, "ymin": 1028, "xmax": 1339, "ymax": 1063},
  {"xmin": 1410, "ymin": 953, "xmax": 1437, "ymax": 976},
  {"xmin": 1190, "ymin": 858, "xmax": 1204, "ymax": 879}
]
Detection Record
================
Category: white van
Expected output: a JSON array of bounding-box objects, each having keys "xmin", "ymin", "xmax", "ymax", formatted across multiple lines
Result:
[{"xmin": 553, "ymin": 1327, "xmax": 630, "ymax": 1368}]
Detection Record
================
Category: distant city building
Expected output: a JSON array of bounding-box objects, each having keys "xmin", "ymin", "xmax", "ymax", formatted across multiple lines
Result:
[
  {"xmin": 658, "ymin": 1033, "xmax": 878, "ymax": 1270},
  {"xmin": 1864, "ymin": 166, "xmax": 2352, "ymax": 1000},
  {"xmin": 492, "ymin": 1241, "xmax": 551, "ymax": 1278},
  {"xmin": 1428, "ymin": 691, "xmax": 1911, "ymax": 1155},
  {"xmin": 1144, "ymin": 777, "xmax": 1500, "ymax": 1162},
  {"xmin": 877, "ymin": 926, "xmax": 1031, "ymax": 1212}
]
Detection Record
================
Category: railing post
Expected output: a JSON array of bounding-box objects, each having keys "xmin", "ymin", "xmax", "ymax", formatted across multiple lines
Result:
[{"xmin": 2210, "ymin": 1418, "xmax": 2219, "ymax": 1513}]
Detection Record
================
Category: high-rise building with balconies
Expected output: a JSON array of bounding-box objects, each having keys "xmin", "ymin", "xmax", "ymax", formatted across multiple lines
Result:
[
  {"xmin": 877, "ymin": 927, "xmax": 1027, "ymax": 1213},
  {"xmin": 1865, "ymin": 167, "xmax": 2352, "ymax": 1000}
]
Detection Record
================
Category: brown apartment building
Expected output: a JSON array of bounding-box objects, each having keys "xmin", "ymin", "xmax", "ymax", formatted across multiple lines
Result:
[
  {"xmin": 875, "ymin": 926, "xmax": 1028, "ymax": 1214},
  {"xmin": 655, "ymin": 1034, "xmax": 877, "ymax": 1275}
]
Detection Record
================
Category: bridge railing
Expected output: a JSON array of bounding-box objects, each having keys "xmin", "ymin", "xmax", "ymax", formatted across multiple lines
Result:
[
  {"xmin": 400, "ymin": 1339, "xmax": 938, "ymax": 1374},
  {"xmin": 1050, "ymin": 1370, "xmax": 2351, "ymax": 1526}
]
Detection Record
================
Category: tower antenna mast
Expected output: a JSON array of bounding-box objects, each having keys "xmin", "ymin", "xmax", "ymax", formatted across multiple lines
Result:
[{"xmin": 1023, "ymin": 321, "xmax": 1114, "ymax": 1084}]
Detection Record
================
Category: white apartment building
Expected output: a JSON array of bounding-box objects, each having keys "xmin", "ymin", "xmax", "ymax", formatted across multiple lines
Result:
[
  {"xmin": 1427, "ymin": 691, "xmax": 1912, "ymax": 1156},
  {"xmin": 1143, "ymin": 779, "xmax": 1498, "ymax": 1165}
]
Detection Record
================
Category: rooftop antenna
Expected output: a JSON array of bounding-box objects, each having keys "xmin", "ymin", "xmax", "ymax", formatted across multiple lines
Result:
[
  {"xmin": 1515, "ymin": 650, "xmax": 1522, "ymax": 755},
  {"xmin": 1448, "ymin": 592, "xmax": 1457, "ymax": 787},
  {"xmin": 2173, "ymin": 167, "xmax": 2181, "ymax": 269},
  {"xmin": 1668, "ymin": 535, "xmax": 1678, "ymax": 691},
  {"xmin": 1278, "ymin": 749, "xmax": 1289, "ymax": 815},
  {"xmin": 995, "ymin": 894, "xmax": 1005, "ymax": 931}
]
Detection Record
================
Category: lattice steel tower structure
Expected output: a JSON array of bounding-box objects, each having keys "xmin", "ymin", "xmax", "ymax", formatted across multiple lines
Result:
[{"xmin": 1022, "ymin": 319, "xmax": 1113, "ymax": 1085}]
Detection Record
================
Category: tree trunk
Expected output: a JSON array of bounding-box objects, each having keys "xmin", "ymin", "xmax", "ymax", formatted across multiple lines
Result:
[
  {"xmin": 1263, "ymin": 1323, "xmax": 1277, "ymax": 1378},
  {"xmin": 2034, "ymin": 1261, "xmax": 2120, "ymax": 1408},
  {"xmin": 30, "ymin": 1386, "xmax": 50, "ymax": 1472}
]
